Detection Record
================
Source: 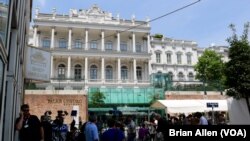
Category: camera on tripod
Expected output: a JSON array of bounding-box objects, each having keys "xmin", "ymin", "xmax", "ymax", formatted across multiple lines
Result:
[
  {"xmin": 54, "ymin": 110, "xmax": 68, "ymax": 126},
  {"xmin": 41, "ymin": 110, "xmax": 52, "ymax": 122}
]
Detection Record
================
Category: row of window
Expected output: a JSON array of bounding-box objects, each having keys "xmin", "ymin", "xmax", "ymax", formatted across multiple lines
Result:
[
  {"xmin": 56, "ymin": 64, "xmax": 194, "ymax": 81},
  {"xmin": 156, "ymin": 52, "xmax": 192, "ymax": 64},
  {"xmin": 42, "ymin": 38, "xmax": 143, "ymax": 52},
  {"xmin": 57, "ymin": 64, "xmax": 143, "ymax": 80},
  {"xmin": 167, "ymin": 72, "xmax": 194, "ymax": 81}
]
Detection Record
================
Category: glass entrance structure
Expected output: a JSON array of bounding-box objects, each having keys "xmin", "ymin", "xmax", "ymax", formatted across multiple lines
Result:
[
  {"xmin": 88, "ymin": 87, "xmax": 164, "ymax": 105},
  {"xmin": 88, "ymin": 87, "xmax": 165, "ymax": 124},
  {"xmin": 87, "ymin": 73, "xmax": 172, "ymax": 118}
]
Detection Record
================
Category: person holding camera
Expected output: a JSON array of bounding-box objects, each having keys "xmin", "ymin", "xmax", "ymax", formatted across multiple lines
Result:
[
  {"xmin": 51, "ymin": 110, "xmax": 69, "ymax": 141},
  {"xmin": 41, "ymin": 111, "xmax": 53, "ymax": 141},
  {"xmin": 15, "ymin": 104, "xmax": 44, "ymax": 141}
]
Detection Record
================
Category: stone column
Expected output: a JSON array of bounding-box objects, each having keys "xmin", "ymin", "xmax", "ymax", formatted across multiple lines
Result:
[
  {"xmin": 117, "ymin": 31, "xmax": 120, "ymax": 52},
  {"xmin": 68, "ymin": 28, "xmax": 72, "ymax": 50},
  {"xmin": 101, "ymin": 30, "xmax": 104, "ymax": 51},
  {"xmin": 67, "ymin": 56, "xmax": 71, "ymax": 80},
  {"xmin": 50, "ymin": 56, "xmax": 53, "ymax": 79},
  {"xmin": 50, "ymin": 27, "xmax": 55, "ymax": 49},
  {"xmin": 133, "ymin": 59, "xmax": 137, "ymax": 83},
  {"xmin": 147, "ymin": 33, "xmax": 151, "ymax": 53},
  {"xmin": 85, "ymin": 57, "xmax": 88, "ymax": 83},
  {"xmin": 85, "ymin": 29, "xmax": 88, "ymax": 50},
  {"xmin": 101, "ymin": 58, "xmax": 105, "ymax": 82},
  {"xmin": 132, "ymin": 32, "xmax": 135, "ymax": 52},
  {"xmin": 117, "ymin": 58, "xmax": 121, "ymax": 83}
]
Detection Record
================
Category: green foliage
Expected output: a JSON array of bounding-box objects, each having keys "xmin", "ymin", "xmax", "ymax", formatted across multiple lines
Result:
[
  {"xmin": 25, "ymin": 82, "xmax": 37, "ymax": 89},
  {"xmin": 225, "ymin": 22, "xmax": 250, "ymax": 99},
  {"xmin": 194, "ymin": 50, "xmax": 225, "ymax": 82},
  {"xmin": 154, "ymin": 34, "xmax": 163, "ymax": 38},
  {"xmin": 89, "ymin": 91, "xmax": 105, "ymax": 107}
]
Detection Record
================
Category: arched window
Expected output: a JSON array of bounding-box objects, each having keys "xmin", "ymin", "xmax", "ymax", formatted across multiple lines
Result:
[
  {"xmin": 188, "ymin": 72, "xmax": 194, "ymax": 81},
  {"xmin": 121, "ymin": 66, "xmax": 128, "ymax": 80},
  {"xmin": 168, "ymin": 72, "xmax": 173, "ymax": 81},
  {"xmin": 136, "ymin": 66, "xmax": 142, "ymax": 81},
  {"xmin": 74, "ymin": 64, "xmax": 82, "ymax": 81},
  {"xmin": 42, "ymin": 38, "xmax": 51, "ymax": 48},
  {"xmin": 58, "ymin": 64, "xmax": 66, "ymax": 79},
  {"xmin": 178, "ymin": 72, "xmax": 184, "ymax": 81},
  {"xmin": 105, "ymin": 65, "xmax": 113, "ymax": 80},
  {"xmin": 90, "ymin": 65, "xmax": 98, "ymax": 80},
  {"xmin": 59, "ymin": 38, "xmax": 67, "ymax": 48}
]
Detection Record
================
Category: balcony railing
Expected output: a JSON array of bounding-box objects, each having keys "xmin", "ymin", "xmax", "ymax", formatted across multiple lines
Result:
[
  {"xmin": 26, "ymin": 78, "xmax": 150, "ymax": 90},
  {"xmin": 39, "ymin": 46, "xmax": 149, "ymax": 54},
  {"xmin": 152, "ymin": 80, "xmax": 225, "ymax": 94}
]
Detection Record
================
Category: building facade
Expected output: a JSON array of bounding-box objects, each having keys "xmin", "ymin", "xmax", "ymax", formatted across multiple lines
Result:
[
  {"xmin": 0, "ymin": 0, "xmax": 32, "ymax": 141},
  {"xmin": 150, "ymin": 36, "xmax": 198, "ymax": 82},
  {"xmin": 27, "ymin": 5, "xmax": 228, "ymax": 122},
  {"xmin": 28, "ymin": 5, "xmax": 154, "ymax": 123},
  {"xmin": 31, "ymin": 5, "xmax": 151, "ymax": 90}
]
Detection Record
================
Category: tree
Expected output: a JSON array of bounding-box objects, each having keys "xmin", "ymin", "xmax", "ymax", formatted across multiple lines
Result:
[
  {"xmin": 225, "ymin": 22, "xmax": 250, "ymax": 115},
  {"xmin": 89, "ymin": 91, "xmax": 105, "ymax": 108},
  {"xmin": 194, "ymin": 50, "xmax": 225, "ymax": 82}
]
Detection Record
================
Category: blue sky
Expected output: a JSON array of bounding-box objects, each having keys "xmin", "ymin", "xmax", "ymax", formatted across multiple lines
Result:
[{"xmin": 33, "ymin": 0, "xmax": 250, "ymax": 47}]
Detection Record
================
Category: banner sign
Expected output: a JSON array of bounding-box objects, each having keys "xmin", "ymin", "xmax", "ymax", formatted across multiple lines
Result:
[{"xmin": 25, "ymin": 46, "xmax": 51, "ymax": 81}]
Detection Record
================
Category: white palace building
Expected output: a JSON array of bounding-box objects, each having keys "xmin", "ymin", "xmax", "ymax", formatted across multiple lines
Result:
[{"xmin": 26, "ymin": 5, "xmax": 228, "ymax": 119}]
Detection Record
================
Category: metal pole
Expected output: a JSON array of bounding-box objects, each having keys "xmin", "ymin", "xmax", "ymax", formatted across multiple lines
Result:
[
  {"xmin": 219, "ymin": 80, "xmax": 223, "ymax": 95},
  {"xmin": 148, "ymin": 108, "xmax": 150, "ymax": 122},
  {"xmin": 212, "ymin": 106, "xmax": 214, "ymax": 125}
]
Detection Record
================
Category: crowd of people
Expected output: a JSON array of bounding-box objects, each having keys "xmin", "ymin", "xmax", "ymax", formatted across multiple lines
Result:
[{"xmin": 15, "ymin": 104, "xmax": 227, "ymax": 141}]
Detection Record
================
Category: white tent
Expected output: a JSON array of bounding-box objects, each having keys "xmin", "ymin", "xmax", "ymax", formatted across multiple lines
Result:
[{"xmin": 151, "ymin": 99, "xmax": 228, "ymax": 113}]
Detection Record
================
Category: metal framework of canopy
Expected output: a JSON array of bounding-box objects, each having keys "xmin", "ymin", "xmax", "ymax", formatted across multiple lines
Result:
[{"xmin": 150, "ymin": 99, "xmax": 228, "ymax": 113}]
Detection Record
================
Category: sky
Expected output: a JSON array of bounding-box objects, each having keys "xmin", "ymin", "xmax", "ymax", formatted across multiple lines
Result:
[{"xmin": 32, "ymin": 0, "xmax": 250, "ymax": 47}]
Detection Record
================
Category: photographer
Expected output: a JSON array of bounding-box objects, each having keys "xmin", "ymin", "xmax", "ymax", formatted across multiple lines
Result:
[
  {"xmin": 41, "ymin": 111, "xmax": 53, "ymax": 141},
  {"xmin": 51, "ymin": 110, "xmax": 69, "ymax": 141}
]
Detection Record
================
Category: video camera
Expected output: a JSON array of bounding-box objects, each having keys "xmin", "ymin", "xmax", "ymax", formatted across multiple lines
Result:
[
  {"xmin": 54, "ymin": 110, "xmax": 68, "ymax": 126},
  {"xmin": 57, "ymin": 110, "xmax": 68, "ymax": 117},
  {"xmin": 41, "ymin": 111, "xmax": 52, "ymax": 122}
]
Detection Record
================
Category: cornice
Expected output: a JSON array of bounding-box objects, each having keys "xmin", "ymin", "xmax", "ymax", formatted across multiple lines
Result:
[{"xmin": 33, "ymin": 19, "xmax": 150, "ymax": 33}]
